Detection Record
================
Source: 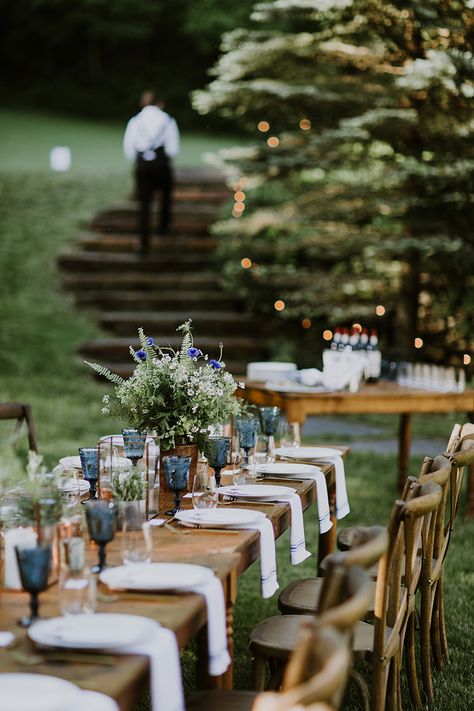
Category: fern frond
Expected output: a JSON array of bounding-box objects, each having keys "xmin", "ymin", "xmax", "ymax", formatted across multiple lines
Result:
[
  {"xmin": 178, "ymin": 320, "xmax": 193, "ymax": 363},
  {"xmin": 138, "ymin": 326, "xmax": 157, "ymax": 361},
  {"xmin": 85, "ymin": 361, "xmax": 125, "ymax": 385}
]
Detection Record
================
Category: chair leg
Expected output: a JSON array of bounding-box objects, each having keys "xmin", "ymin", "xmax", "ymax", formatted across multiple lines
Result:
[
  {"xmin": 349, "ymin": 669, "xmax": 370, "ymax": 711},
  {"xmin": 438, "ymin": 576, "xmax": 449, "ymax": 664},
  {"xmin": 251, "ymin": 653, "xmax": 268, "ymax": 691},
  {"xmin": 372, "ymin": 658, "xmax": 391, "ymax": 711},
  {"xmin": 420, "ymin": 585, "xmax": 434, "ymax": 703},
  {"xmin": 267, "ymin": 658, "xmax": 284, "ymax": 691},
  {"xmin": 431, "ymin": 586, "xmax": 444, "ymax": 670},
  {"xmin": 405, "ymin": 612, "xmax": 422, "ymax": 707}
]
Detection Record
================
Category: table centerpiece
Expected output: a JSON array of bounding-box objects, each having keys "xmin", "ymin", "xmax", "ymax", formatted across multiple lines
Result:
[{"xmin": 87, "ymin": 320, "xmax": 243, "ymax": 493}]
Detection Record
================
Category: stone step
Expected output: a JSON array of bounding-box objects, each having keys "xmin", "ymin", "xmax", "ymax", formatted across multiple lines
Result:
[
  {"xmin": 80, "ymin": 336, "xmax": 266, "ymax": 363},
  {"xmin": 174, "ymin": 168, "xmax": 225, "ymax": 186},
  {"xmin": 74, "ymin": 289, "xmax": 242, "ymax": 311},
  {"xmin": 78, "ymin": 233, "xmax": 217, "ymax": 254},
  {"xmin": 90, "ymin": 213, "xmax": 216, "ymax": 235},
  {"xmin": 57, "ymin": 251, "xmax": 210, "ymax": 273},
  {"xmin": 99, "ymin": 311, "xmax": 258, "ymax": 337},
  {"xmin": 173, "ymin": 188, "xmax": 229, "ymax": 202},
  {"xmin": 61, "ymin": 271, "xmax": 220, "ymax": 291}
]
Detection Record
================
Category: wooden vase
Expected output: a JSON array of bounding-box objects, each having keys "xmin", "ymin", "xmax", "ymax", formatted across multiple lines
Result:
[{"xmin": 158, "ymin": 443, "xmax": 199, "ymax": 514}]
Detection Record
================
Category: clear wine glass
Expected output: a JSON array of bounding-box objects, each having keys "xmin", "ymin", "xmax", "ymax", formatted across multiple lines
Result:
[
  {"xmin": 54, "ymin": 465, "xmax": 81, "ymax": 510},
  {"xmin": 192, "ymin": 468, "xmax": 218, "ymax": 510},
  {"xmin": 279, "ymin": 420, "xmax": 301, "ymax": 449}
]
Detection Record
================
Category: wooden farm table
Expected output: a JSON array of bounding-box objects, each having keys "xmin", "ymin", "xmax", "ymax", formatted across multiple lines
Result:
[
  {"xmin": 0, "ymin": 450, "xmax": 348, "ymax": 709},
  {"xmin": 239, "ymin": 381, "xmax": 474, "ymax": 490}
]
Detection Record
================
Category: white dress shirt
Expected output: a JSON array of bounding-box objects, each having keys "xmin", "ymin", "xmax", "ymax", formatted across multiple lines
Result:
[{"xmin": 123, "ymin": 105, "xmax": 180, "ymax": 161}]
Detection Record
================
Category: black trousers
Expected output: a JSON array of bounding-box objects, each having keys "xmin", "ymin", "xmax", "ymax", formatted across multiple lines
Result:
[{"xmin": 135, "ymin": 155, "xmax": 173, "ymax": 253}]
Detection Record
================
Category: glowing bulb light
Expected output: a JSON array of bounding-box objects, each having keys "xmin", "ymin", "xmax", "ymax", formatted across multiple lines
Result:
[
  {"xmin": 274, "ymin": 300, "xmax": 285, "ymax": 312},
  {"xmin": 323, "ymin": 329, "xmax": 333, "ymax": 341},
  {"xmin": 376, "ymin": 305, "xmax": 386, "ymax": 316},
  {"xmin": 300, "ymin": 119, "xmax": 311, "ymax": 130},
  {"xmin": 241, "ymin": 257, "xmax": 252, "ymax": 269},
  {"xmin": 301, "ymin": 318, "xmax": 312, "ymax": 329},
  {"xmin": 234, "ymin": 201, "xmax": 245, "ymax": 213},
  {"xmin": 258, "ymin": 121, "xmax": 270, "ymax": 132},
  {"xmin": 234, "ymin": 190, "xmax": 246, "ymax": 201},
  {"xmin": 267, "ymin": 136, "xmax": 279, "ymax": 148},
  {"xmin": 414, "ymin": 337, "xmax": 424, "ymax": 349},
  {"xmin": 352, "ymin": 323, "xmax": 362, "ymax": 332},
  {"xmin": 464, "ymin": 354, "xmax": 471, "ymax": 365}
]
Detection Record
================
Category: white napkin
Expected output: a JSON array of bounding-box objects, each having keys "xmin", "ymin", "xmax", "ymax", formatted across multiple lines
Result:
[
  {"xmin": 115, "ymin": 622, "xmax": 184, "ymax": 711},
  {"xmin": 268, "ymin": 493, "xmax": 311, "ymax": 564},
  {"xmin": 182, "ymin": 574, "xmax": 231, "ymax": 676},
  {"xmin": 0, "ymin": 631, "xmax": 14, "ymax": 647},
  {"xmin": 325, "ymin": 455, "xmax": 350, "ymax": 519},
  {"xmin": 290, "ymin": 467, "xmax": 332, "ymax": 534},
  {"xmin": 69, "ymin": 691, "xmax": 120, "ymax": 711}
]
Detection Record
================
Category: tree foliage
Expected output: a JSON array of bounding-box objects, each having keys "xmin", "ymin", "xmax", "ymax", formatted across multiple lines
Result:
[{"xmin": 194, "ymin": 0, "xmax": 474, "ymax": 360}]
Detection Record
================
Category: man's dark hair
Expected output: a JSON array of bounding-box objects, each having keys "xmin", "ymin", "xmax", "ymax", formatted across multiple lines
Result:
[{"xmin": 140, "ymin": 90, "xmax": 164, "ymax": 108}]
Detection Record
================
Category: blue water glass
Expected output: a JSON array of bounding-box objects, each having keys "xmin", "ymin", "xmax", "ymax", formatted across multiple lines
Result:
[
  {"xmin": 85, "ymin": 500, "xmax": 116, "ymax": 572},
  {"xmin": 15, "ymin": 544, "xmax": 52, "ymax": 627},
  {"xmin": 79, "ymin": 447, "xmax": 99, "ymax": 500},
  {"xmin": 204, "ymin": 436, "xmax": 231, "ymax": 487},
  {"xmin": 258, "ymin": 407, "xmax": 281, "ymax": 436},
  {"xmin": 162, "ymin": 456, "xmax": 192, "ymax": 515},
  {"xmin": 235, "ymin": 418, "xmax": 259, "ymax": 463},
  {"xmin": 122, "ymin": 429, "xmax": 147, "ymax": 467}
]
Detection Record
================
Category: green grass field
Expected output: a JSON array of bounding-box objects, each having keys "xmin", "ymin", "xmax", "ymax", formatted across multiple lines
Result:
[{"xmin": 0, "ymin": 109, "xmax": 473, "ymax": 710}]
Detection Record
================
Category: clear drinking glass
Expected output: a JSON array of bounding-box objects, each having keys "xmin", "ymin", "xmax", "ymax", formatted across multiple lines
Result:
[
  {"xmin": 279, "ymin": 421, "xmax": 301, "ymax": 449},
  {"xmin": 192, "ymin": 469, "xmax": 218, "ymax": 510},
  {"xmin": 54, "ymin": 466, "xmax": 81, "ymax": 510},
  {"xmin": 121, "ymin": 501, "xmax": 153, "ymax": 565},
  {"xmin": 254, "ymin": 434, "xmax": 275, "ymax": 464},
  {"xmin": 231, "ymin": 452, "xmax": 248, "ymax": 487},
  {"xmin": 59, "ymin": 537, "xmax": 96, "ymax": 615}
]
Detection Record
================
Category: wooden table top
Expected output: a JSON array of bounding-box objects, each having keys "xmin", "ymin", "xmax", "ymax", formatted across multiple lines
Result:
[
  {"xmin": 0, "ymin": 451, "xmax": 348, "ymax": 707},
  {"xmin": 240, "ymin": 380, "xmax": 474, "ymax": 415}
]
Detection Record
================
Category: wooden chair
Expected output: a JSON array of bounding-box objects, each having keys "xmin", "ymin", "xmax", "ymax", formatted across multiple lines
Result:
[
  {"xmin": 250, "ymin": 560, "xmax": 373, "ymax": 692},
  {"xmin": 0, "ymin": 401, "xmax": 38, "ymax": 452},
  {"xmin": 249, "ymin": 482, "xmax": 442, "ymax": 711},
  {"xmin": 278, "ymin": 526, "xmax": 388, "ymax": 616},
  {"xmin": 186, "ymin": 624, "xmax": 351, "ymax": 711}
]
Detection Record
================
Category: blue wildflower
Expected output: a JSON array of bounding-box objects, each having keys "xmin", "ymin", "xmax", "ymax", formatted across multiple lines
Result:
[
  {"xmin": 187, "ymin": 347, "xmax": 201, "ymax": 359},
  {"xmin": 209, "ymin": 359, "xmax": 223, "ymax": 369},
  {"xmin": 146, "ymin": 337, "xmax": 154, "ymax": 346},
  {"xmin": 136, "ymin": 349, "xmax": 147, "ymax": 361}
]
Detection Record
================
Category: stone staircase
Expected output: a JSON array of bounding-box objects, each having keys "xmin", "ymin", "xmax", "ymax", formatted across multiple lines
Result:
[{"xmin": 58, "ymin": 168, "xmax": 269, "ymax": 377}]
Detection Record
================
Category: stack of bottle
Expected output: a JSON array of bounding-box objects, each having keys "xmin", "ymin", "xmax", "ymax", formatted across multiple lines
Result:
[{"xmin": 324, "ymin": 327, "xmax": 382, "ymax": 383}]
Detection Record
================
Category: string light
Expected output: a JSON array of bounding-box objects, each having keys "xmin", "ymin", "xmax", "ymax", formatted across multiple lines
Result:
[
  {"xmin": 234, "ymin": 201, "xmax": 245, "ymax": 213},
  {"xmin": 241, "ymin": 257, "xmax": 252, "ymax": 269},
  {"xmin": 376, "ymin": 305, "xmax": 386, "ymax": 316},
  {"xmin": 299, "ymin": 119, "xmax": 311, "ymax": 130},
  {"xmin": 352, "ymin": 323, "xmax": 362, "ymax": 332},
  {"xmin": 274, "ymin": 300, "xmax": 285, "ymax": 311},
  {"xmin": 267, "ymin": 136, "xmax": 279, "ymax": 148},
  {"xmin": 258, "ymin": 121, "xmax": 270, "ymax": 132},
  {"xmin": 414, "ymin": 337, "xmax": 424, "ymax": 349},
  {"xmin": 301, "ymin": 318, "xmax": 312, "ymax": 329},
  {"xmin": 464, "ymin": 354, "xmax": 471, "ymax": 365},
  {"xmin": 323, "ymin": 329, "xmax": 333, "ymax": 341},
  {"xmin": 234, "ymin": 190, "xmax": 246, "ymax": 202},
  {"xmin": 232, "ymin": 208, "xmax": 243, "ymax": 218}
]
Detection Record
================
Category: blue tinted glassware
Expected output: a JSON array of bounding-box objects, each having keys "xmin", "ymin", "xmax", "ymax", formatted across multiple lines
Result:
[
  {"xmin": 85, "ymin": 500, "xmax": 116, "ymax": 572},
  {"xmin": 122, "ymin": 429, "xmax": 147, "ymax": 467},
  {"xmin": 162, "ymin": 456, "xmax": 191, "ymax": 515},
  {"xmin": 79, "ymin": 447, "xmax": 99, "ymax": 500},
  {"xmin": 258, "ymin": 407, "xmax": 281, "ymax": 436},
  {"xmin": 235, "ymin": 418, "xmax": 259, "ymax": 463},
  {"xmin": 204, "ymin": 436, "xmax": 231, "ymax": 487},
  {"xmin": 15, "ymin": 543, "xmax": 52, "ymax": 627}
]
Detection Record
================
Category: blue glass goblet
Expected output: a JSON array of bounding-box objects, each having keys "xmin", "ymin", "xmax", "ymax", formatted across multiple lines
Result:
[
  {"xmin": 79, "ymin": 447, "xmax": 99, "ymax": 501},
  {"xmin": 122, "ymin": 429, "xmax": 147, "ymax": 467},
  {"xmin": 85, "ymin": 500, "xmax": 116, "ymax": 572},
  {"xmin": 162, "ymin": 456, "xmax": 191, "ymax": 515},
  {"xmin": 204, "ymin": 436, "xmax": 231, "ymax": 487},
  {"xmin": 258, "ymin": 407, "xmax": 281, "ymax": 436},
  {"xmin": 15, "ymin": 543, "xmax": 52, "ymax": 627},
  {"xmin": 235, "ymin": 418, "xmax": 259, "ymax": 464}
]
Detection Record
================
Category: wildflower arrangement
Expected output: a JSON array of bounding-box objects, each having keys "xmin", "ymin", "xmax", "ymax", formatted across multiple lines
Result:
[{"xmin": 87, "ymin": 320, "xmax": 243, "ymax": 451}]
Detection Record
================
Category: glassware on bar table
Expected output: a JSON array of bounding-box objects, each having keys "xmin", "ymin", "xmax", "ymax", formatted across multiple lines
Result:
[
  {"xmin": 192, "ymin": 466, "xmax": 218, "ymax": 510},
  {"xmin": 279, "ymin": 420, "xmax": 301, "ymax": 449},
  {"xmin": 204, "ymin": 436, "xmax": 231, "ymax": 487},
  {"xmin": 79, "ymin": 447, "xmax": 99, "ymax": 501},
  {"xmin": 84, "ymin": 500, "xmax": 116, "ymax": 573},
  {"xmin": 122, "ymin": 429, "xmax": 147, "ymax": 467},
  {"xmin": 162, "ymin": 455, "xmax": 191, "ymax": 515},
  {"xmin": 121, "ymin": 501, "xmax": 153, "ymax": 565},
  {"xmin": 15, "ymin": 543, "xmax": 52, "ymax": 627}
]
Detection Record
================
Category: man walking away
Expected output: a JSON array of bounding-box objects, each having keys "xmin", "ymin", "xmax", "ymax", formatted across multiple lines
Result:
[{"xmin": 123, "ymin": 90, "xmax": 180, "ymax": 256}]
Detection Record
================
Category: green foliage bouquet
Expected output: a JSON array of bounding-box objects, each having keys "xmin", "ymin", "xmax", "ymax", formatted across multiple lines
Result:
[{"xmin": 87, "ymin": 321, "xmax": 243, "ymax": 451}]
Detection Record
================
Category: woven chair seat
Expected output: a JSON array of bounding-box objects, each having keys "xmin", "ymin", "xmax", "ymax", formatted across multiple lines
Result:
[{"xmin": 279, "ymin": 577, "xmax": 377, "ymax": 616}]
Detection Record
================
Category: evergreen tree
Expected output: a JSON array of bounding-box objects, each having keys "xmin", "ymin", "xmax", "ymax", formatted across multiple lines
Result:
[{"xmin": 194, "ymin": 0, "xmax": 474, "ymax": 361}]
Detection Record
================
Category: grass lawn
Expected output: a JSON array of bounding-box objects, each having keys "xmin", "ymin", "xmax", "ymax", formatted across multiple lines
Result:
[{"xmin": 0, "ymin": 109, "xmax": 473, "ymax": 709}]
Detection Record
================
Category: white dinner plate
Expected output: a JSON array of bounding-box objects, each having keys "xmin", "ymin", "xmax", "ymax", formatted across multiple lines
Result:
[
  {"xmin": 175, "ymin": 508, "xmax": 266, "ymax": 528},
  {"xmin": 256, "ymin": 463, "xmax": 323, "ymax": 477},
  {"xmin": 276, "ymin": 446, "xmax": 342, "ymax": 460},
  {"xmin": 57, "ymin": 479, "xmax": 90, "ymax": 493},
  {"xmin": 217, "ymin": 484, "xmax": 296, "ymax": 499},
  {"xmin": 29, "ymin": 613, "xmax": 153, "ymax": 650},
  {"xmin": 100, "ymin": 562, "xmax": 214, "ymax": 591},
  {"xmin": 58, "ymin": 456, "xmax": 82, "ymax": 470},
  {"xmin": 0, "ymin": 673, "xmax": 81, "ymax": 711}
]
